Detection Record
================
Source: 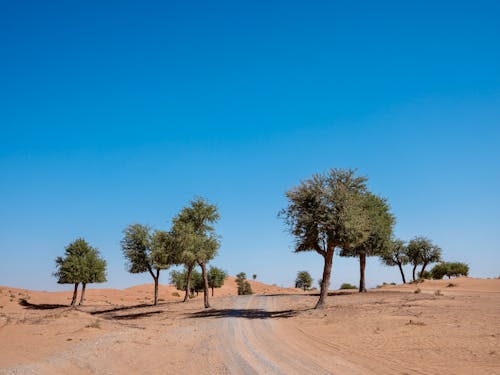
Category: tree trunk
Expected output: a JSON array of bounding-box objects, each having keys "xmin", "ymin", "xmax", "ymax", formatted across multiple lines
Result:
[
  {"xmin": 412, "ymin": 264, "xmax": 418, "ymax": 281},
  {"xmin": 183, "ymin": 264, "xmax": 193, "ymax": 302},
  {"xmin": 79, "ymin": 283, "xmax": 87, "ymax": 305},
  {"xmin": 153, "ymin": 269, "xmax": 160, "ymax": 306},
  {"xmin": 315, "ymin": 248, "xmax": 334, "ymax": 309},
  {"xmin": 420, "ymin": 262, "xmax": 429, "ymax": 278},
  {"xmin": 70, "ymin": 283, "xmax": 79, "ymax": 306},
  {"xmin": 211, "ymin": 286, "xmax": 214, "ymax": 297},
  {"xmin": 397, "ymin": 263, "xmax": 407, "ymax": 284},
  {"xmin": 200, "ymin": 262, "xmax": 210, "ymax": 308},
  {"xmin": 359, "ymin": 253, "xmax": 367, "ymax": 292}
]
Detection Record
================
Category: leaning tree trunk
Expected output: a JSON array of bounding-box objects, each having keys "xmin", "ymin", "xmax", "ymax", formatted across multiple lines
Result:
[
  {"xmin": 79, "ymin": 283, "xmax": 87, "ymax": 305},
  {"xmin": 315, "ymin": 248, "xmax": 334, "ymax": 309},
  {"xmin": 70, "ymin": 283, "xmax": 79, "ymax": 306},
  {"xmin": 200, "ymin": 262, "xmax": 210, "ymax": 308},
  {"xmin": 397, "ymin": 263, "xmax": 407, "ymax": 284},
  {"xmin": 183, "ymin": 264, "xmax": 193, "ymax": 302},
  {"xmin": 420, "ymin": 262, "xmax": 429, "ymax": 278},
  {"xmin": 359, "ymin": 253, "xmax": 367, "ymax": 293},
  {"xmin": 412, "ymin": 264, "xmax": 418, "ymax": 281}
]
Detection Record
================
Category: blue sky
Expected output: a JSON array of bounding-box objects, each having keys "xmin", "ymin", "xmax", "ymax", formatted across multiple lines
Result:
[{"xmin": 1, "ymin": 1, "xmax": 499, "ymax": 291}]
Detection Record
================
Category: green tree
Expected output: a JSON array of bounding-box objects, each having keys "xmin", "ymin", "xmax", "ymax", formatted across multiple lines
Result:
[
  {"xmin": 281, "ymin": 168, "xmax": 371, "ymax": 309},
  {"xmin": 170, "ymin": 268, "xmax": 204, "ymax": 296},
  {"xmin": 252, "ymin": 274, "xmax": 257, "ymax": 280},
  {"xmin": 430, "ymin": 262, "xmax": 469, "ymax": 279},
  {"xmin": 207, "ymin": 266, "xmax": 227, "ymax": 296},
  {"xmin": 407, "ymin": 236, "xmax": 442, "ymax": 281},
  {"xmin": 340, "ymin": 193, "xmax": 394, "ymax": 292},
  {"xmin": 173, "ymin": 197, "xmax": 220, "ymax": 308},
  {"xmin": 380, "ymin": 238, "xmax": 409, "ymax": 284},
  {"xmin": 54, "ymin": 238, "xmax": 107, "ymax": 306},
  {"xmin": 236, "ymin": 272, "xmax": 253, "ymax": 295},
  {"xmin": 121, "ymin": 224, "xmax": 176, "ymax": 305},
  {"xmin": 295, "ymin": 271, "xmax": 313, "ymax": 291}
]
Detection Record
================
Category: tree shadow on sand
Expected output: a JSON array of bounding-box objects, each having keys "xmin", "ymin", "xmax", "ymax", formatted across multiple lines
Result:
[
  {"xmin": 90, "ymin": 303, "xmax": 153, "ymax": 315},
  {"xmin": 18, "ymin": 298, "xmax": 68, "ymax": 310},
  {"xmin": 109, "ymin": 310, "xmax": 163, "ymax": 320},
  {"xmin": 188, "ymin": 308, "xmax": 301, "ymax": 320}
]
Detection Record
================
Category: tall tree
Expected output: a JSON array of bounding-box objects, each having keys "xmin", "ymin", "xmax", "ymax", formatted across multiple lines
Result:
[
  {"xmin": 207, "ymin": 266, "xmax": 227, "ymax": 296},
  {"xmin": 295, "ymin": 271, "xmax": 313, "ymax": 291},
  {"xmin": 281, "ymin": 168, "xmax": 371, "ymax": 309},
  {"xmin": 407, "ymin": 236, "xmax": 442, "ymax": 281},
  {"xmin": 380, "ymin": 238, "xmax": 409, "ymax": 284},
  {"xmin": 121, "ymin": 224, "xmax": 176, "ymax": 305},
  {"xmin": 340, "ymin": 193, "xmax": 394, "ymax": 292},
  {"xmin": 54, "ymin": 238, "xmax": 106, "ymax": 306},
  {"xmin": 173, "ymin": 197, "xmax": 220, "ymax": 308}
]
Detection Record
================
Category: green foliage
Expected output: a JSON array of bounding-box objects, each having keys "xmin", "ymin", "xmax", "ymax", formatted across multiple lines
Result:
[
  {"xmin": 54, "ymin": 238, "xmax": 107, "ymax": 285},
  {"xmin": 430, "ymin": 262, "xmax": 469, "ymax": 279},
  {"xmin": 252, "ymin": 274, "xmax": 257, "ymax": 280},
  {"xmin": 295, "ymin": 271, "xmax": 313, "ymax": 291},
  {"xmin": 207, "ymin": 266, "xmax": 227, "ymax": 289},
  {"xmin": 236, "ymin": 272, "xmax": 253, "ymax": 295},
  {"xmin": 340, "ymin": 193, "xmax": 395, "ymax": 258},
  {"xmin": 407, "ymin": 236, "xmax": 442, "ymax": 269},
  {"xmin": 340, "ymin": 283, "xmax": 357, "ymax": 290},
  {"xmin": 121, "ymin": 224, "xmax": 176, "ymax": 274},
  {"xmin": 419, "ymin": 270, "xmax": 432, "ymax": 279},
  {"xmin": 281, "ymin": 169, "xmax": 370, "ymax": 254},
  {"xmin": 170, "ymin": 268, "xmax": 204, "ymax": 294},
  {"xmin": 380, "ymin": 238, "xmax": 409, "ymax": 267}
]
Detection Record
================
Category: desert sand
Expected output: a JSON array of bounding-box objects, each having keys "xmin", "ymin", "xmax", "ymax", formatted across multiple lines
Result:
[{"xmin": 0, "ymin": 277, "xmax": 499, "ymax": 374}]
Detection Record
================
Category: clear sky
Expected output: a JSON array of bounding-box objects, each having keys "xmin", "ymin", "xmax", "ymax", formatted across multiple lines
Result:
[{"xmin": 1, "ymin": 1, "xmax": 499, "ymax": 291}]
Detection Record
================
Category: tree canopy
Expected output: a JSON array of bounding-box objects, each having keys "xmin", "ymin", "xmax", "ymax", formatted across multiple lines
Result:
[
  {"xmin": 295, "ymin": 271, "xmax": 313, "ymax": 291},
  {"xmin": 380, "ymin": 238, "xmax": 409, "ymax": 284},
  {"xmin": 340, "ymin": 192, "xmax": 394, "ymax": 292},
  {"xmin": 407, "ymin": 236, "xmax": 442, "ymax": 281}
]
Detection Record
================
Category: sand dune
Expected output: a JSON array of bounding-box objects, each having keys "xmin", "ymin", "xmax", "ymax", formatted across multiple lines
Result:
[{"xmin": 0, "ymin": 277, "xmax": 499, "ymax": 374}]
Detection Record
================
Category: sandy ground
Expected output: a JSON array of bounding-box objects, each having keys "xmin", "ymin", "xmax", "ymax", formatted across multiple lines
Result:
[{"xmin": 0, "ymin": 277, "xmax": 499, "ymax": 374}]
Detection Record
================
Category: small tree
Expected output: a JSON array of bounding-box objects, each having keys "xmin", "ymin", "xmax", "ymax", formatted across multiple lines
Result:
[
  {"xmin": 431, "ymin": 262, "xmax": 469, "ymax": 279},
  {"xmin": 54, "ymin": 238, "xmax": 106, "ymax": 306},
  {"xmin": 207, "ymin": 266, "xmax": 227, "ymax": 296},
  {"xmin": 407, "ymin": 236, "xmax": 442, "ymax": 281},
  {"xmin": 281, "ymin": 168, "xmax": 371, "ymax": 309},
  {"xmin": 380, "ymin": 238, "xmax": 409, "ymax": 284},
  {"xmin": 252, "ymin": 274, "xmax": 257, "ymax": 280},
  {"xmin": 173, "ymin": 198, "xmax": 220, "ymax": 308},
  {"xmin": 295, "ymin": 271, "xmax": 313, "ymax": 291},
  {"xmin": 340, "ymin": 193, "xmax": 394, "ymax": 292},
  {"xmin": 121, "ymin": 224, "xmax": 176, "ymax": 305},
  {"xmin": 236, "ymin": 272, "xmax": 253, "ymax": 295}
]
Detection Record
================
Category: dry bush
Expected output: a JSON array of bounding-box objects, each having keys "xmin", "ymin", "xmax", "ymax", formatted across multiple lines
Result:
[
  {"xmin": 414, "ymin": 288, "xmax": 421, "ymax": 294},
  {"xmin": 86, "ymin": 319, "xmax": 101, "ymax": 329},
  {"xmin": 434, "ymin": 289, "xmax": 443, "ymax": 296}
]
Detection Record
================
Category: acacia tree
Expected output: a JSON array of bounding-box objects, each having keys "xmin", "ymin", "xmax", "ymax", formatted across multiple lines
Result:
[
  {"xmin": 340, "ymin": 193, "xmax": 394, "ymax": 292},
  {"xmin": 207, "ymin": 266, "xmax": 227, "ymax": 296},
  {"xmin": 295, "ymin": 271, "xmax": 313, "ymax": 291},
  {"xmin": 54, "ymin": 238, "xmax": 106, "ymax": 306},
  {"xmin": 380, "ymin": 238, "xmax": 409, "ymax": 283},
  {"xmin": 281, "ymin": 168, "xmax": 371, "ymax": 309},
  {"xmin": 121, "ymin": 224, "xmax": 176, "ymax": 305},
  {"xmin": 407, "ymin": 236, "xmax": 442, "ymax": 281},
  {"xmin": 173, "ymin": 198, "xmax": 220, "ymax": 308}
]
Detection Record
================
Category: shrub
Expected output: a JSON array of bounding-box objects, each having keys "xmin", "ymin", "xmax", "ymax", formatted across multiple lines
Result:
[
  {"xmin": 414, "ymin": 288, "xmax": 421, "ymax": 294},
  {"xmin": 86, "ymin": 319, "xmax": 101, "ymax": 329},
  {"xmin": 172, "ymin": 292, "xmax": 180, "ymax": 297},
  {"xmin": 236, "ymin": 272, "xmax": 253, "ymax": 295},
  {"xmin": 431, "ymin": 262, "xmax": 469, "ymax": 279},
  {"xmin": 434, "ymin": 289, "xmax": 443, "ymax": 296},
  {"xmin": 340, "ymin": 283, "xmax": 357, "ymax": 290}
]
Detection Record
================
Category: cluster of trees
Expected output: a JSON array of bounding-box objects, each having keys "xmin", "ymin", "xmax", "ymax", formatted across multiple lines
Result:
[
  {"xmin": 380, "ymin": 236, "xmax": 442, "ymax": 283},
  {"xmin": 54, "ymin": 197, "xmax": 223, "ymax": 308},
  {"xmin": 170, "ymin": 266, "xmax": 227, "ymax": 297},
  {"xmin": 430, "ymin": 262, "xmax": 469, "ymax": 279},
  {"xmin": 53, "ymin": 238, "xmax": 106, "ymax": 306},
  {"xmin": 236, "ymin": 272, "xmax": 253, "ymax": 295},
  {"xmin": 281, "ymin": 168, "xmax": 469, "ymax": 309}
]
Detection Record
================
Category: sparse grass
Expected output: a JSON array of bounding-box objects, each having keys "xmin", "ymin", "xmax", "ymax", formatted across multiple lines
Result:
[
  {"xmin": 86, "ymin": 319, "xmax": 101, "ymax": 329},
  {"xmin": 390, "ymin": 282, "xmax": 396, "ymax": 285},
  {"xmin": 434, "ymin": 289, "xmax": 443, "ymax": 296},
  {"xmin": 158, "ymin": 298, "xmax": 165, "ymax": 302},
  {"xmin": 172, "ymin": 292, "xmax": 180, "ymax": 297},
  {"xmin": 414, "ymin": 288, "xmax": 421, "ymax": 294}
]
